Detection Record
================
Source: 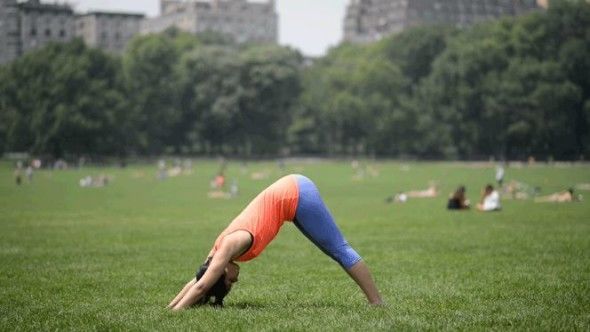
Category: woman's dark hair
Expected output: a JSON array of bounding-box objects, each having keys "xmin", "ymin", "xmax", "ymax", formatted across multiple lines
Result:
[
  {"xmin": 453, "ymin": 186, "xmax": 466, "ymax": 199},
  {"xmin": 194, "ymin": 259, "xmax": 230, "ymax": 307},
  {"xmin": 448, "ymin": 185, "xmax": 469, "ymax": 210}
]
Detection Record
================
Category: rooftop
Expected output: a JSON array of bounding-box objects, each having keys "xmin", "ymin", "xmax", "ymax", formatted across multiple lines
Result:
[
  {"xmin": 76, "ymin": 11, "xmax": 145, "ymax": 18},
  {"xmin": 17, "ymin": 0, "xmax": 73, "ymax": 13}
]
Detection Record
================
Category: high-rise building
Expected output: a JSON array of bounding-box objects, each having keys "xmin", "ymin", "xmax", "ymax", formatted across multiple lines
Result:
[
  {"xmin": 17, "ymin": 0, "xmax": 75, "ymax": 54},
  {"xmin": 344, "ymin": 0, "xmax": 542, "ymax": 44},
  {"xmin": 0, "ymin": 0, "xmax": 21, "ymax": 64},
  {"xmin": 142, "ymin": 0, "xmax": 278, "ymax": 44},
  {"xmin": 1, "ymin": 0, "xmax": 279, "ymax": 64},
  {"xmin": 75, "ymin": 12, "xmax": 144, "ymax": 54}
]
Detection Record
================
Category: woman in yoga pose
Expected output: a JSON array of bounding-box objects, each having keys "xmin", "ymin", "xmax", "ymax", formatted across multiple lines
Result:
[{"xmin": 168, "ymin": 174, "xmax": 383, "ymax": 310}]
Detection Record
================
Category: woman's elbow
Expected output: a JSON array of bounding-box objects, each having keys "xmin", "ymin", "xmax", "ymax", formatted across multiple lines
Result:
[{"xmin": 193, "ymin": 282, "xmax": 206, "ymax": 292}]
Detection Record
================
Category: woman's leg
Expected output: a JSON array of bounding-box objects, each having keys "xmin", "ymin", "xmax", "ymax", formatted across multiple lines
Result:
[
  {"xmin": 294, "ymin": 175, "xmax": 382, "ymax": 304},
  {"xmin": 346, "ymin": 260, "xmax": 383, "ymax": 305},
  {"xmin": 293, "ymin": 175, "xmax": 361, "ymax": 268}
]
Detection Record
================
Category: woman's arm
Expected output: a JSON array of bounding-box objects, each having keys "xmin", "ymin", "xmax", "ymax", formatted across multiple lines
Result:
[
  {"xmin": 171, "ymin": 230, "xmax": 252, "ymax": 310},
  {"xmin": 171, "ymin": 250, "xmax": 231, "ymax": 310},
  {"xmin": 167, "ymin": 278, "xmax": 196, "ymax": 308},
  {"xmin": 172, "ymin": 249, "xmax": 231, "ymax": 310}
]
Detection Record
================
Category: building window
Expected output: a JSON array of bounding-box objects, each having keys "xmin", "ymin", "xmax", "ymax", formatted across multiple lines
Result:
[
  {"xmin": 45, "ymin": 29, "xmax": 51, "ymax": 37},
  {"xmin": 60, "ymin": 30, "xmax": 66, "ymax": 37},
  {"xmin": 31, "ymin": 28, "xmax": 37, "ymax": 36}
]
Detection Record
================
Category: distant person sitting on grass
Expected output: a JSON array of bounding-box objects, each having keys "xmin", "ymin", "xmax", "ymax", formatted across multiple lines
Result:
[
  {"xmin": 168, "ymin": 174, "xmax": 383, "ymax": 310},
  {"xmin": 476, "ymin": 184, "xmax": 501, "ymax": 212},
  {"xmin": 447, "ymin": 186, "xmax": 470, "ymax": 210},
  {"xmin": 214, "ymin": 172, "xmax": 226, "ymax": 189},
  {"xmin": 208, "ymin": 172, "xmax": 229, "ymax": 199},
  {"xmin": 534, "ymin": 188, "xmax": 582, "ymax": 203}
]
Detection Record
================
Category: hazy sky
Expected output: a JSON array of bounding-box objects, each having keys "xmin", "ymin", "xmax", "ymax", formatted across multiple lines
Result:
[{"xmin": 70, "ymin": 0, "xmax": 349, "ymax": 56}]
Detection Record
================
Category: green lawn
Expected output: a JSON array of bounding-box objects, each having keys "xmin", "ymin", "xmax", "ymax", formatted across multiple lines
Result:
[{"xmin": 1, "ymin": 160, "xmax": 589, "ymax": 330}]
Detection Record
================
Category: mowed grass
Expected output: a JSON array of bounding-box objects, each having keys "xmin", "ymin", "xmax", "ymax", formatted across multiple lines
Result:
[{"xmin": 1, "ymin": 160, "xmax": 589, "ymax": 330}]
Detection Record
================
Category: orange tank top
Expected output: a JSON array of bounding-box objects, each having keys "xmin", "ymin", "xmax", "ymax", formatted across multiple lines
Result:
[{"xmin": 211, "ymin": 174, "xmax": 299, "ymax": 262}]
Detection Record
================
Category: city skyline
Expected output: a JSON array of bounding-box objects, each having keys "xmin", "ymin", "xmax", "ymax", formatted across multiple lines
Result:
[{"xmin": 69, "ymin": 0, "xmax": 349, "ymax": 57}]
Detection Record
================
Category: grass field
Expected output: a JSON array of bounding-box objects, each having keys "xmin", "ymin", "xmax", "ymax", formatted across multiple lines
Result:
[{"xmin": 1, "ymin": 160, "xmax": 589, "ymax": 330}]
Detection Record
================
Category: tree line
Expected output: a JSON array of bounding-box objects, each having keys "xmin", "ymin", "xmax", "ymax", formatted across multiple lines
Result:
[{"xmin": 1, "ymin": 1, "xmax": 589, "ymax": 160}]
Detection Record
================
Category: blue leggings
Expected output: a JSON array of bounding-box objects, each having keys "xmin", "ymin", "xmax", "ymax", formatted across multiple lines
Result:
[{"xmin": 293, "ymin": 175, "xmax": 362, "ymax": 269}]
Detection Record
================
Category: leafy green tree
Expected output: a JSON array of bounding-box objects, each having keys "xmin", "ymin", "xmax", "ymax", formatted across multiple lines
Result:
[
  {"xmin": 0, "ymin": 40, "xmax": 128, "ymax": 157},
  {"xmin": 3, "ymin": 1, "xmax": 590, "ymax": 160},
  {"xmin": 481, "ymin": 60, "xmax": 582, "ymax": 158},
  {"xmin": 178, "ymin": 43, "xmax": 302, "ymax": 155},
  {"xmin": 296, "ymin": 43, "xmax": 405, "ymax": 155},
  {"xmin": 416, "ymin": 1, "xmax": 590, "ymax": 159},
  {"xmin": 235, "ymin": 45, "xmax": 303, "ymax": 155},
  {"xmin": 376, "ymin": 25, "xmax": 455, "ymax": 89},
  {"xmin": 123, "ymin": 34, "xmax": 181, "ymax": 154},
  {"xmin": 180, "ymin": 45, "xmax": 242, "ymax": 153}
]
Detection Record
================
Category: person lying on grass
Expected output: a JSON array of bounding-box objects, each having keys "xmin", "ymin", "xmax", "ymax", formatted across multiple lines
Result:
[
  {"xmin": 534, "ymin": 188, "xmax": 582, "ymax": 203},
  {"xmin": 168, "ymin": 174, "xmax": 383, "ymax": 310},
  {"xmin": 385, "ymin": 181, "xmax": 439, "ymax": 203}
]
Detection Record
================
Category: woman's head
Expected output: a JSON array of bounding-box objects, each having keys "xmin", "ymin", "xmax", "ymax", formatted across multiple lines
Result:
[
  {"xmin": 224, "ymin": 262, "xmax": 240, "ymax": 288},
  {"xmin": 195, "ymin": 260, "xmax": 239, "ymax": 307},
  {"xmin": 454, "ymin": 186, "xmax": 466, "ymax": 199}
]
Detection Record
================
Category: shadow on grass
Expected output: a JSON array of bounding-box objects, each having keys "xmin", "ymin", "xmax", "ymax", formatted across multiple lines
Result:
[
  {"xmin": 227, "ymin": 300, "xmax": 355, "ymax": 310},
  {"xmin": 225, "ymin": 301, "xmax": 269, "ymax": 310}
]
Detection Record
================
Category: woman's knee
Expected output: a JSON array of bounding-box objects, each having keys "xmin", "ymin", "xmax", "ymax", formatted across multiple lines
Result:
[{"xmin": 333, "ymin": 245, "xmax": 362, "ymax": 269}]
